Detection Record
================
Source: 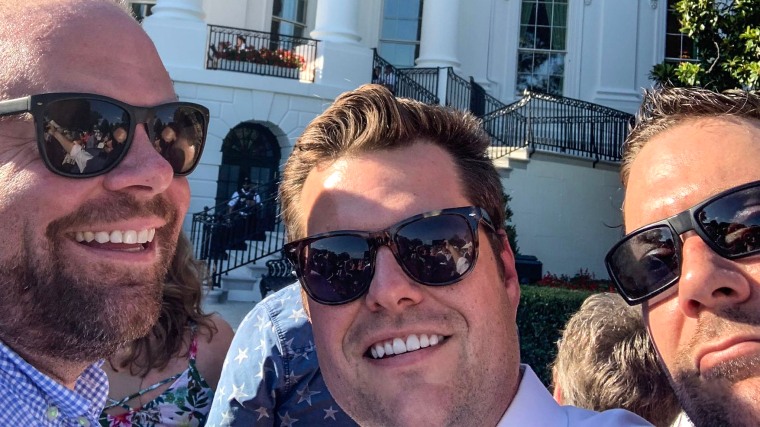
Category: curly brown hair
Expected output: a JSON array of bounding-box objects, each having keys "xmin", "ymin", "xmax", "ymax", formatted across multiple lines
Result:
[{"xmin": 109, "ymin": 233, "xmax": 217, "ymax": 377}]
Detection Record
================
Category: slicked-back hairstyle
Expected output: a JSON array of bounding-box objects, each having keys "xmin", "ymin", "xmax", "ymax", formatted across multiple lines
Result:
[
  {"xmin": 109, "ymin": 233, "xmax": 217, "ymax": 377},
  {"xmin": 622, "ymin": 87, "xmax": 760, "ymax": 188},
  {"xmin": 552, "ymin": 293, "xmax": 681, "ymax": 426},
  {"xmin": 280, "ymin": 84, "xmax": 505, "ymax": 242}
]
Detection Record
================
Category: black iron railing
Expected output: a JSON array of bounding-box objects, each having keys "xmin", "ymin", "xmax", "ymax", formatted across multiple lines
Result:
[
  {"xmin": 207, "ymin": 25, "xmax": 318, "ymax": 82},
  {"xmin": 482, "ymin": 90, "xmax": 634, "ymax": 163},
  {"xmin": 372, "ymin": 50, "xmax": 439, "ymax": 104},
  {"xmin": 398, "ymin": 67, "xmax": 439, "ymax": 96},
  {"xmin": 445, "ymin": 68, "xmax": 471, "ymax": 112},
  {"xmin": 190, "ymin": 182, "xmax": 285, "ymax": 288}
]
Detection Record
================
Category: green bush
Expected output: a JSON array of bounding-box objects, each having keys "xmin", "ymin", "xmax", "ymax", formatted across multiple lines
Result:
[{"xmin": 516, "ymin": 285, "xmax": 593, "ymax": 388}]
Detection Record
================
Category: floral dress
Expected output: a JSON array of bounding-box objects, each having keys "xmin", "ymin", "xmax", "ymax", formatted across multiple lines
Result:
[{"xmin": 99, "ymin": 332, "xmax": 213, "ymax": 427}]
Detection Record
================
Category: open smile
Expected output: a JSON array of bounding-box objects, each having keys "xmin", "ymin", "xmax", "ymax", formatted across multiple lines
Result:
[
  {"xmin": 367, "ymin": 333, "xmax": 447, "ymax": 359},
  {"xmin": 72, "ymin": 228, "xmax": 156, "ymax": 252}
]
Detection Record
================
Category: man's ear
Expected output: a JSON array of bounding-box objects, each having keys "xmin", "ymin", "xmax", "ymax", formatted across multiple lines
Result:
[
  {"xmin": 496, "ymin": 229, "xmax": 520, "ymax": 312},
  {"xmin": 552, "ymin": 367, "xmax": 563, "ymax": 404},
  {"xmin": 300, "ymin": 287, "xmax": 312, "ymax": 321}
]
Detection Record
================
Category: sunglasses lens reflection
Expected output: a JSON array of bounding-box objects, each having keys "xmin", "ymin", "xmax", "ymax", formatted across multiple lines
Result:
[
  {"xmin": 698, "ymin": 185, "xmax": 760, "ymax": 256},
  {"xmin": 299, "ymin": 213, "xmax": 477, "ymax": 304},
  {"xmin": 609, "ymin": 226, "xmax": 679, "ymax": 302},
  {"xmin": 303, "ymin": 235, "xmax": 372, "ymax": 304},
  {"xmin": 41, "ymin": 99, "xmax": 205, "ymax": 177},
  {"xmin": 152, "ymin": 105, "xmax": 206, "ymax": 174},
  {"xmin": 396, "ymin": 214, "xmax": 475, "ymax": 285}
]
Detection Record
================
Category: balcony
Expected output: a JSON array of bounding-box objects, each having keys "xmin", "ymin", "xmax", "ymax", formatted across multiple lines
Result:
[{"xmin": 206, "ymin": 25, "xmax": 319, "ymax": 82}]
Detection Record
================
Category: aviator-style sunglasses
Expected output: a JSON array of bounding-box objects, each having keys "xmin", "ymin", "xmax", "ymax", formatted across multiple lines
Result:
[
  {"xmin": 0, "ymin": 93, "xmax": 209, "ymax": 178},
  {"xmin": 606, "ymin": 180, "xmax": 760, "ymax": 305},
  {"xmin": 284, "ymin": 206, "xmax": 496, "ymax": 305}
]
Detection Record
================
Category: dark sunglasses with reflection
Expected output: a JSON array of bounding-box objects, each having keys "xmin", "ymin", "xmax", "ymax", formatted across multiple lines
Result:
[
  {"xmin": 0, "ymin": 93, "xmax": 209, "ymax": 178},
  {"xmin": 606, "ymin": 180, "xmax": 760, "ymax": 305},
  {"xmin": 284, "ymin": 206, "xmax": 496, "ymax": 306}
]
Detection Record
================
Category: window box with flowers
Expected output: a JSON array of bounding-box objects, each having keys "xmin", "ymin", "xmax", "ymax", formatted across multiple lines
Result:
[{"xmin": 212, "ymin": 41, "xmax": 307, "ymax": 79}]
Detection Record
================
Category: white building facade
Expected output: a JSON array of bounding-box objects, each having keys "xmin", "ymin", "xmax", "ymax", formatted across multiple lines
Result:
[{"xmin": 137, "ymin": 0, "xmax": 681, "ymax": 287}]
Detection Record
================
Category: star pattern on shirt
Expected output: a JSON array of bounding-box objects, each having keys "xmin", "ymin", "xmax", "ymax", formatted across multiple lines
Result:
[
  {"xmin": 254, "ymin": 314, "xmax": 272, "ymax": 332},
  {"xmin": 288, "ymin": 308, "xmax": 307, "ymax": 322},
  {"xmin": 234, "ymin": 347, "xmax": 249, "ymax": 364},
  {"xmin": 214, "ymin": 385, "xmax": 227, "ymax": 405},
  {"xmin": 228, "ymin": 383, "xmax": 249, "ymax": 402},
  {"xmin": 296, "ymin": 385, "xmax": 321, "ymax": 406},
  {"xmin": 255, "ymin": 406, "xmax": 270, "ymax": 421},
  {"xmin": 286, "ymin": 369, "xmax": 303, "ymax": 384},
  {"xmin": 283, "ymin": 337, "xmax": 296, "ymax": 355},
  {"xmin": 324, "ymin": 406, "xmax": 339, "ymax": 420},
  {"xmin": 280, "ymin": 411, "xmax": 299, "ymax": 427},
  {"xmin": 254, "ymin": 337, "xmax": 269, "ymax": 356},
  {"xmin": 220, "ymin": 410, "xmax": 234, "ymax": 425}
]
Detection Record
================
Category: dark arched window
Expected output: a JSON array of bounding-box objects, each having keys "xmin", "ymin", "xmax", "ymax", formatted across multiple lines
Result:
[{"xmin": 216, "ymin": 123, "xmax": 281, "ymax": 206}]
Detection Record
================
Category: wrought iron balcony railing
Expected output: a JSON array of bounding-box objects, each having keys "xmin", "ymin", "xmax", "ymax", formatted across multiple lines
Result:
[
  {"xmin": 482, "ymin": 90, "xmax": 634, "ymax": 163},
  {"xmin": 206, "ymin": 25, "xmax": 318, "ymax": 82}
]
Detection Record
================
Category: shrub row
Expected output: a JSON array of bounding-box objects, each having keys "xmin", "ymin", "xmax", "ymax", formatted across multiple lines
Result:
[{"xmin": 516, "ymin": 285, "xmax": 594, "ymax": 387}]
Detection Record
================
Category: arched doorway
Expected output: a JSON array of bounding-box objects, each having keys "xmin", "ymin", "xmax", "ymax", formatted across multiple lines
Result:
[{"xmin": 216, "ymin": 122, "xmax": 281, "ymax": 206}]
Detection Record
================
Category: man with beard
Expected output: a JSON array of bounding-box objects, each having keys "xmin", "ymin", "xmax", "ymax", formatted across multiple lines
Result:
[
  {"xmin": 0, "ymin": 1, "xmax": 208, "ymax": 425},
  {"xmin": 267, "ymin": 84, "xmax": 650, "ymax": 426},
  {"xmin": 605, "ymin": 87, "xmax": 760, "ymax": 427}
]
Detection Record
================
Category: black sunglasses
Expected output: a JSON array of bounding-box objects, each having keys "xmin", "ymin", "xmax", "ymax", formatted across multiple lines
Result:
[
  {"xmin": 284, "ymin": 206, "xmax": 495, "ymax": 305},
  {"xmin": 0, "ymin": 93, "xmax": 209, "ymax": 178},
  {"xmin": 606, "ymin": 180, "xmax": 760, "ymax": 305}
]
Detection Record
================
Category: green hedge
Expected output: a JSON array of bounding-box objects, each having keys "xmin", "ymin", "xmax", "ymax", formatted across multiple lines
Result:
[{"xmin": 516, "ymin": 285, "xmax": 593, "ymax": 388}]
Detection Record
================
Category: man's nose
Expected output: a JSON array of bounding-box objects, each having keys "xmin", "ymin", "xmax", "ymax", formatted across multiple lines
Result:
[
  {"xmin": 363, "ymin": 247, "xmax": 425, "ymax": 313},
  {"xmin": 102, "ymin": 124, "xmax": 175, "ymax": 197},
  {"xmin": 676, "ymin": 232, "xmax": 752, "ymax": 316}
]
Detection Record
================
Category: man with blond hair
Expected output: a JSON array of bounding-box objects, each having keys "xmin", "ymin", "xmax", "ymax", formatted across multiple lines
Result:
[
  {"xmin": 0, "ymin": 1, "xmax": 209, "ymax": 424},
  {"xmin": 552, "ymin": 292, "xmax": 681, "ymax": 426}
]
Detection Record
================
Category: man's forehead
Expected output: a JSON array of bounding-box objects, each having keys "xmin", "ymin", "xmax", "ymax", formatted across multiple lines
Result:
[
  {"xmin": 2, "ymin": 0, "xmax": 173, "ymax": 105},
  {"xmin": 623, "ymin": 117, "xmax": 760, "ymax": 231}
]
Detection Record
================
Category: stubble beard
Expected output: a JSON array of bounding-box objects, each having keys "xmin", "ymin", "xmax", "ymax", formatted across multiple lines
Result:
[
  {"xmin": 331, "ymin": 309, "xmax": 512, "ymax": 427},
  {"xmin": 0, "ymin": 193, "xmax": 179, "ymax": 362},
  {"xmin": 667, "ymin": 307, "xmax": 760, "ymax": 427}
]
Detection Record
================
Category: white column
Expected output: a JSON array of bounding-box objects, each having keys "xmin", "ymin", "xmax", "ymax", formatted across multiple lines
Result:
[
  {"xmin": 310, "ymin": 0, "xmax": 361, "ymax": 44},
  {"xmin": 416, "ymin": 0, "xmax": 461, "ymax": 68},
  {"xmin": 142, "ymin": 0, "xmax": 207, "ymax": 70},
  {"xmin": 147, "ymin": 0, "xmax": 205, "ymax": 21}
]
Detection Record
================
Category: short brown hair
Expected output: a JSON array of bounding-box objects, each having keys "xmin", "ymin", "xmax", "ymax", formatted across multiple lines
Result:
[
  {"xmin": 621, "ymin": 87, "xmax": 760, "ymax": 188},
  {"xmin": 552, "ymin": 293, "xmax": 681, "ymax": 426},
  {"xmin": 280, "ymin": 84, "xmax": 505, "ymax": 241}
]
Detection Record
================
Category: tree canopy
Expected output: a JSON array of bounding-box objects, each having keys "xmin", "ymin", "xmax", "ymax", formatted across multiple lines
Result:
[{"xmin": 651, "ymin": 0, "xmax": 759, "ymax": 91}]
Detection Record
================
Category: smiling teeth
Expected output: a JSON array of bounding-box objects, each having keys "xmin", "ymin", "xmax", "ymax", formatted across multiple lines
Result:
[
  {"xmin": 75, "ymin": 228, "xmax": 156, "ymax": 244},
  {"xmin": 370, "ymin": 334, "xmax": 445, "ymax": 359}
]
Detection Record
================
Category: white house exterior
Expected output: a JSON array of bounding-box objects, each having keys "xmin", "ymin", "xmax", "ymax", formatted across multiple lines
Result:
[{"xmin": 136, "ymin": 0, "xmax": 679, "ymax": 289}]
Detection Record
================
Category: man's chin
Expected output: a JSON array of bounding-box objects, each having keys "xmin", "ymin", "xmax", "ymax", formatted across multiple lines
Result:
[{"xmin": 674, "ymin": 364, "xmax": 760, "ymax": 427}]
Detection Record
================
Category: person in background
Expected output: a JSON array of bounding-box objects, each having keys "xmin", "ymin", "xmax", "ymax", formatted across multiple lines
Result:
[
  {"xmin": 100, "ymin": 234, "xmax": 234, "ymax": 426},
  {"xmin": 552, "ymin": 292, "xmax": 682, "ymax": 426}
]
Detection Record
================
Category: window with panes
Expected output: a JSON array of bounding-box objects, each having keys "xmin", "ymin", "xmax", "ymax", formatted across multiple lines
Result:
[
  {"xmin": 516, "ymin": 0, "xmax": 567, "ymax": 95},
  {"xmin": 378, "ymin": 0, "xmax": 424, "ymax": 68},
  {"xmin": 271, "ymin": 0, "xmax": 308, "ymax": 39},
  {"xmin": 664, "ymin": 0, "xmax": 698, "ymax": 64}
]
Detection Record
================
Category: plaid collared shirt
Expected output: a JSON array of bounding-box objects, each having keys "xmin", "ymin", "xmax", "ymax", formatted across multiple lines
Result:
[{"xmin": 0, "ymin": 339, "xmax": 108, "ymax": 426}]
